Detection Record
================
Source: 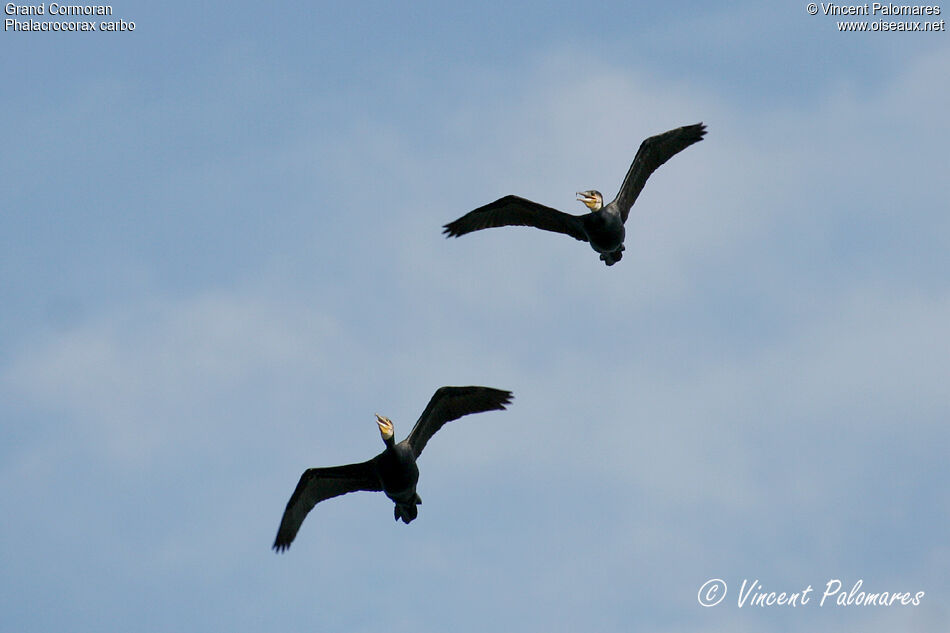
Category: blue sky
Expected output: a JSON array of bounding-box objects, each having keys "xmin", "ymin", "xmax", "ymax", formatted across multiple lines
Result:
[{"xmin": 2, "ymin": 2, "xmax": 948, "ymax": 632}]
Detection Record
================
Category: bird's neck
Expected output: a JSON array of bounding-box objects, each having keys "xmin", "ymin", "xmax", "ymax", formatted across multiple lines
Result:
[{"xmin": 587, "ymin": 200, "xmax": 604, "ymax": 212}]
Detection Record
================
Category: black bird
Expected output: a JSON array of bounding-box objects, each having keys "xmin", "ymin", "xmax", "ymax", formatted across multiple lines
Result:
[
  {"xmin": 272, "ymin": 386, "xmax": 513, "ymax": 552},
  {"xmin": 443, "ymin": 123, "xmax": 707, "ymax": 266}
]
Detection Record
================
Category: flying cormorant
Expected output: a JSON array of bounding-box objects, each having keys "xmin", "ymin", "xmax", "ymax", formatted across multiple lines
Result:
[
  {"xmin": 272, "ymin": 386, "xmax": 513, "ymax": 551},
  {"xmin": 443, "ymin": 123, "xmax": 707, "ymax": 265}
]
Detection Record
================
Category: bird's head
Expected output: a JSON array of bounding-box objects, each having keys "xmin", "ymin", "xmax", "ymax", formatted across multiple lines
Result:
[
  {"xmin": 375, "ymin": 414, "xmax": 395, "ymax": 442},
  {"xmin": 576, "ymin": 190, "xmax": 603, "ymax": 211}
]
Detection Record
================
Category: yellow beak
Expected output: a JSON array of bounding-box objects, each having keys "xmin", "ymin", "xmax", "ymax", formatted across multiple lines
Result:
[{"xmin": 375, "ymin": 414, "xmax": 393, "ymax": 437}]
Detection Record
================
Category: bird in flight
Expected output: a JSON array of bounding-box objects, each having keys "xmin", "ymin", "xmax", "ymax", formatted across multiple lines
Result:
[
  {"xmin": 272, "ymin": 386, "xmax": 513, "ymax": 552},
  {"xmin": 443, "ymin": 123, "xmax": 707, "ymax": 266}
]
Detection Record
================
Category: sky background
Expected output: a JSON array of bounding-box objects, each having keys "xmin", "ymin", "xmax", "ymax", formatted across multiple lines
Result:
[{"xmin": 2, "ymin": 2, "xmax": 948, "ymax": 632}]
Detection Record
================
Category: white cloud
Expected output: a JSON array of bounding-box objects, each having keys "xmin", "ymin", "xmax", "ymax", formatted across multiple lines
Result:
[{"xmin": 3, "ymin": 291, "xmax": 341, "ymax": 465}]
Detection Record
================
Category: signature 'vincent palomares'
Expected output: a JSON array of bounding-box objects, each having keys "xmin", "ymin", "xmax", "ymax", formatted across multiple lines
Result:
[
  {"xmin": 273, "ymin": 386, "xmax": 513, "ymax": 552},
  {"xmin": 443, "ymin": 123, "xmax": 707, "ymax": 266}
]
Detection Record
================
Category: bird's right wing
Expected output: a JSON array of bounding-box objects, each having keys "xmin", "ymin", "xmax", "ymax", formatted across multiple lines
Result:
[
  {"xmin": 273, "ymin": 459, "xmax": 382, "ymax": 552},
  {"xmin": 443, "ymin": 195, "xmax": 588, "ymax": 242},
  {"xmin": 406, "ymin": 386, "xmax": 513, "ymax": 458},
  {"xmin": 612, "ymin": 122, "xmax": 707, "ymax": 222}
]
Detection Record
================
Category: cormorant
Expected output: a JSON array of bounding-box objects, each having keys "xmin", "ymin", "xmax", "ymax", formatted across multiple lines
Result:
[
  {"xmin": 443, "ymin": 123, "xmax": 707, "ymax": 266},
  {"xmin": 272, "ymin": 386, "xmax": 513, "ymax": 552}
]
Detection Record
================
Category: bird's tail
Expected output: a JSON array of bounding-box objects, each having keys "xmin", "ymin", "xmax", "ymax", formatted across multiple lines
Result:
[{"xmin": 393, "ymin": 493, "xmax": 422, "ymax": 524}]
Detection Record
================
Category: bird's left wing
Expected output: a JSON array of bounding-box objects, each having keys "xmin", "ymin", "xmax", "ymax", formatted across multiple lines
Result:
[
  {"xmin": 406, "ymin": 386, "xmax": 513, "ymax": 458},
  {"xmin": 273, "ymin": 459, "xmax": 382, "ymax": 552},
  {"xmin": 611, "ymin": 122, "xmax": 707, "ymax": 222},
  {"xmin": 443, "ymin": 195, "xmax": 588, "ymax": 242}
]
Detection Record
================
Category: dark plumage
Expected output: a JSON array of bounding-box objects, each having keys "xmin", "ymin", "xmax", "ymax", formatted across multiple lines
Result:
[
  {"xmin": 443, "ymin": 123, "xmax": 707, "ymax": 266},
  {"xmin": 272, "ymin": 386, "xmax": 513, "ymax": 552}
]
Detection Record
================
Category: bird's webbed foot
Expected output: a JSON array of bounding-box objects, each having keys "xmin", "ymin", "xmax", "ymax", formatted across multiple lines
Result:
[
  {"xmin": 600, "ymin": 248, "xmax": 624, "ymax": 265},
  {"xmin": 394, "ymin": 501, "xmax": 420, "ymax": 523}
]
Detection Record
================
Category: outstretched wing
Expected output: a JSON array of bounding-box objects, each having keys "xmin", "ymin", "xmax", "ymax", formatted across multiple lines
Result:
[
  {"xmin": 612, "ymin": 123, "xmax": 707, "ymax": 222},
  {"xmin": 273, "ymin": 459, "xmax": 382, "ymax": 552},
  {"xmin": 406, "ymin": 386, "xmax": 513, "ymax": 458},
  {"xmin": 443, "ymin": 195, "xmax": 588, "ymax": 242}
]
